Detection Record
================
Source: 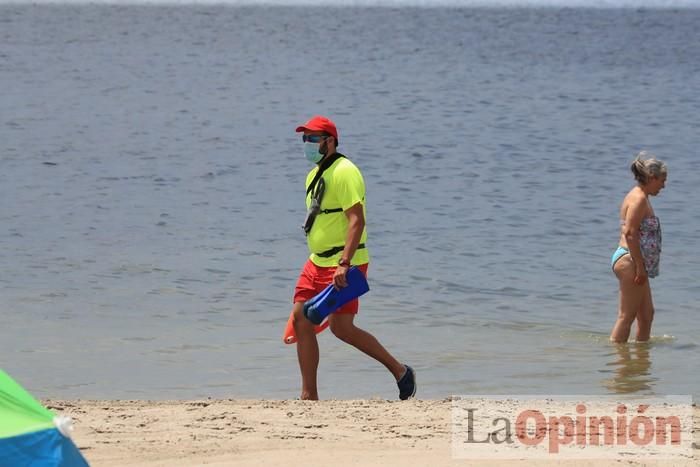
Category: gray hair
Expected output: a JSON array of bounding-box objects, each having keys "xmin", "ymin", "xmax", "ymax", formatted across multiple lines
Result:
[{"xmin": 630, "ymin": 150, "xmax": 667, "ymax": 185}]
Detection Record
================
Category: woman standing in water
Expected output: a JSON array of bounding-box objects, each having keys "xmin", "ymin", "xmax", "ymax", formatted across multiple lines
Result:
[{"xmin": 610, "ymin": 152, "xmax": 667, "ymax": 343}]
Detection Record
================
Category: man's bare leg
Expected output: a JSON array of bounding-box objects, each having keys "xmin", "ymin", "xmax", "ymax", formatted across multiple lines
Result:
[
  {"xmin": 329, "ymin": 313, "xmax": 405, "ymax": 380},
  {"xmin": 292, "ymin": 302, "xmax": 319, "ymax": 400}
]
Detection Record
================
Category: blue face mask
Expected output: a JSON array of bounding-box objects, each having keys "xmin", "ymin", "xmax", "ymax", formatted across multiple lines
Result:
[{"xmin": 304, "ymin": 142, "xmax": 323, "ymax": 164}]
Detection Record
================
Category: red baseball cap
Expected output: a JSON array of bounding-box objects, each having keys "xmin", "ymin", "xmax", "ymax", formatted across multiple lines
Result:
[{"xmin": 295, "ymin": 115, "xmax": 339, "ymax": 142}]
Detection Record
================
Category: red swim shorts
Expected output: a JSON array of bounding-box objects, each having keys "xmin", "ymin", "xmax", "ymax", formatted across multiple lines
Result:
[{"xmin": 293, "ymin": 259, "xmax": 369, "ymax": 315}]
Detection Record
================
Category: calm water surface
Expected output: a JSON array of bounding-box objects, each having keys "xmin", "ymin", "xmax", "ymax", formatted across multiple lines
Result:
[{"xmin": 1, "ymin": 5, "xmax": 699, "ymax": 400}]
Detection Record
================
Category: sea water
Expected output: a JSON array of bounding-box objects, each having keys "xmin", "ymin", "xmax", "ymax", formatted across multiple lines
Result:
[{"xmin": 1, "ymin": 3, "xmax": 699, "ymax": 400}]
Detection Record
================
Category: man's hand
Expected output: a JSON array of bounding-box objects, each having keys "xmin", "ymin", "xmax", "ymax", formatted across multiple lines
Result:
[{"xmin": 333, "ymin": 265, "xmax": 349, "ymax": 289}]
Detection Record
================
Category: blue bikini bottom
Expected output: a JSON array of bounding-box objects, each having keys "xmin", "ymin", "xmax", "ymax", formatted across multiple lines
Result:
[{"xmin": 611, "ymin": 246, "xmax": 630, "ymax": 269}]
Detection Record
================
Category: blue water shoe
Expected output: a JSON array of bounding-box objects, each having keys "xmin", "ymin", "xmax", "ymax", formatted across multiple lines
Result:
[{"xmin": 397, "ymin": 365, "xmax": 417, "ymax": 400}]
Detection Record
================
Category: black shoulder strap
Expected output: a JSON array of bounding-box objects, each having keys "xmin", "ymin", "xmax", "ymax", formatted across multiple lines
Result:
[{"xmin": 306, "ymin": 153, "xmax": 346, "ymax": 196}]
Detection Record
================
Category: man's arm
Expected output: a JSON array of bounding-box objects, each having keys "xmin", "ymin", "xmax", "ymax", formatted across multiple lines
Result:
[{"xmin": 332, "ymin": 202, "xmax": 365, "ymax": 288}]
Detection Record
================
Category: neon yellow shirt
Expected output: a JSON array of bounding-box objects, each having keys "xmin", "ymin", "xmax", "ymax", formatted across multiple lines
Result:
[{"xmin": 305, "ymin": 156, "xmax": 370, "ymax": 267}]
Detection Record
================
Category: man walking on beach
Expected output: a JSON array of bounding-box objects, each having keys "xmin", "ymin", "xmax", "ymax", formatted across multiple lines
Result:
[{"xmin": 290, "ymin": 115, "xmax": 416, "ymax": 401}]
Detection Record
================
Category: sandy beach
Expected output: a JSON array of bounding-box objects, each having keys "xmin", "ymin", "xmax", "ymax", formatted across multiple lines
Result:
[{"xmin": 45, "ymin": 399, "xmax": 698, "ymax": 467}]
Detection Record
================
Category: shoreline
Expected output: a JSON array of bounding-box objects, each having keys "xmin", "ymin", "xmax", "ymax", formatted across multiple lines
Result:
[{"xmin": 46, "ymin": 399, "xmax": 698, "ymax": 467}]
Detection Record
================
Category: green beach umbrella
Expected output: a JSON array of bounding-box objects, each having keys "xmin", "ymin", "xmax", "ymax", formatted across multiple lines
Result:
[{"xmin": 0, "ymin": 369, "xmax": 89, "ymax": 466}]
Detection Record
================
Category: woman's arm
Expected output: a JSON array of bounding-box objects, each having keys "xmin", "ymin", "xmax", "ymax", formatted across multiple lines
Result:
[{"xmin": 622, "ymin": 193, "xmax": 648, "ymax": 284}]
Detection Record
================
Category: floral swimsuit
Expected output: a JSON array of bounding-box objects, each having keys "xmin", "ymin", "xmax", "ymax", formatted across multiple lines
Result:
[{"xmin": 638, "ymin": 216, "xmax": 662, "ymax": 278}]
